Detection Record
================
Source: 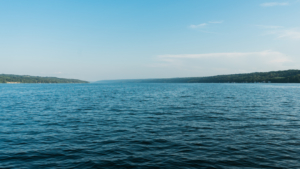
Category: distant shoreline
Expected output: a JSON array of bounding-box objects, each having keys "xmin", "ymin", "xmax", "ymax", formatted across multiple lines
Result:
[
  {"xmin": 96, "ymin": 69, "xmax": 300, "ymax": 83},
  {"xmin": 1, "ymin": 82, "xmax": 89, "ymax": 84},
  {"xmin": 0, "ymin": 74, "xmax": 88, "ymax": 84}
]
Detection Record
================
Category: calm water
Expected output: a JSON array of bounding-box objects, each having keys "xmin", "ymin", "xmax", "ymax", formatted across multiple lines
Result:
[{"xmin": 1, "ymin": 83, "xmax": 300, "ymax": 168}]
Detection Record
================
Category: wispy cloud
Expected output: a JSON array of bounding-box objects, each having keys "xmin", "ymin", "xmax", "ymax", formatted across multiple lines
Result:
[
  {"xmin": 268, "ymin": 29, "xmax": 300, "ymax": 40},
  {"xmin": 189, "ymin": 20, "xmax": 223, "ymax": 30},
  {"xmin": 189, "ymin": 23, "xmax": 207, "ymax": 29},
  {"xmin": 257, "ymin": 25, "xmax": 300, "ymax": 40},
  {"xmin": 152, "ymin": 50, "xmax": 294, "ymax": 75},
  {"xmin": 158, "ymin": 51, "xmax": 288, "ymax": 61},
  {"xmin": 209, "ymin": 21, "xmax": 224, "ymax": 24},
  {"xmin": 260, "ymin": 2, "xmax": 289, "ymax": 6}
]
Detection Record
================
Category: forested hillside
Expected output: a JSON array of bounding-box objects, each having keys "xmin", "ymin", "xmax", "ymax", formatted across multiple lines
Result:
[
  {"xmin": 97, "ymin": 70, "xmax": 300, "ymax": 83},
  {"xmin": 0, "ymin": 74, "xmax": 89, "ymax": 83}
]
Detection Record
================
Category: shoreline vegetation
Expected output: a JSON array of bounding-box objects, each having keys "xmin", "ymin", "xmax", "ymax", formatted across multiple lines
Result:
[
  {"xmin": 97, "ymin": 70, "xmax": 300, "ymax": 83},
  {"xmin": 0, "ymin": 74, "xmax": 88, "ymax": 83}
]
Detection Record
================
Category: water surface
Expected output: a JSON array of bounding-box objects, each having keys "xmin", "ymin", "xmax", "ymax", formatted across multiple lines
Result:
[{"xmin": 1, "ymin": 83, "xmax": 300, "ymax": 168}]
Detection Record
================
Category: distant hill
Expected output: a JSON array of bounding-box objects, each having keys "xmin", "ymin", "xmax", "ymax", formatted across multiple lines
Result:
[
  {"xmin": 0, "ymin": 74, "xmax": 89, "ymax": 83},
  {"xmin": 97, "ymin": 70, "xmax": 300, "ymax": 83}
]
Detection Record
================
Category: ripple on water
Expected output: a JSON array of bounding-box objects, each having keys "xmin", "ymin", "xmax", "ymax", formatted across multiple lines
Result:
[{"xmin": 0, "ymin": 83, "xmax": 300, "ymax": 168}]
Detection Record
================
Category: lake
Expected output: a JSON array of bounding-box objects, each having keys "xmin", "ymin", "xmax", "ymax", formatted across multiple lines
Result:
[{"xmin": 1, "ymin": 83, "xmax": 300, "ymax": 168}]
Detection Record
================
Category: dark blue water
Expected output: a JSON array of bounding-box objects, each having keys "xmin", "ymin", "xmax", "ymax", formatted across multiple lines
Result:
[{"xmin": 1, "ymin": 83, "xmax": 300, "ymax": 168}]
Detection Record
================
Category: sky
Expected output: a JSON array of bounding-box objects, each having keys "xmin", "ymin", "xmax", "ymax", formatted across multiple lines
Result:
[{"xmin": 0, "ymin": 0, "xmax": 300, "ymax": 81}]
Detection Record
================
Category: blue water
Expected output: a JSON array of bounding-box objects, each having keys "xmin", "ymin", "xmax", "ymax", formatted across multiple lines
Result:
[{"xmin": 1, "ymin": 83, "xmax": 300, "ymax": 168}]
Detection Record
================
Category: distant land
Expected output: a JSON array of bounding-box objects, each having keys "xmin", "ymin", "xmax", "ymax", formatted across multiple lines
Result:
[
  {"xmin": 97, "ymin": 70, "xmax": 300, "ymax": 83},
  {"xmin": 0, "ymin": 74, "xmax": 89, "ymax": 83}
]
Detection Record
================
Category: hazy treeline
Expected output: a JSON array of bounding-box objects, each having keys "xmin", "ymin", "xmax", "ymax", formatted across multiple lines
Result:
[
  {"xmin": 98, "ymin": 70, "xmax": 300, "ymax": 83},
  {"xmin": 0, "ymin": 74, "xmax": 89, "ymax": 83}
]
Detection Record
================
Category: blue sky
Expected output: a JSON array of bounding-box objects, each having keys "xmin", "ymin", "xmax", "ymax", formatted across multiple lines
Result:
[{"xmin": 1, "ymin": 0, "xmax": 300, "ymax": 81}]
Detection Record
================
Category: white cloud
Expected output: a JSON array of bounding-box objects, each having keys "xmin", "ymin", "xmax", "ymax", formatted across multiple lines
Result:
[
  {"xmin": 209, "ymin": 21, "xmax": 224, "ymax": 24},
  {"xmin": 159, "ymin": 51, "xmax": 288, "ymax": 60},
  {"xmin": 275, "ymin": 30, "xmax": 300, "ymax": 39},
  {"xmin": 189, "ymin": 21, "xmax": 223, "ymax": 30},
  {"xmin": 265, "ymin": 29, "xmax": 300, "ymax": 40},
  {"xmin": 257, "ymin": 25, "xmax": 300, "ymax": 40},
  {"xmin": 189, "ymin": 21, "xmax": 224, "ymax": 29},
  {"xmin": 189, "ymin": 23, "xmax": 207, "ymax": 29},
  {"xmin": 260, "ymin": 2, "xmax": 289, "ymax": 6},
  {"xmin": 153, "ymin": 50, "xmax": 296, "ymax": 76}
]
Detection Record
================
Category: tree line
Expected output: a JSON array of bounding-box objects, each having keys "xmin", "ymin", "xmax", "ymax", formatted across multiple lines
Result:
[
  {"xmin": 0, "ymin": 74, "xmax": 89, "ymax": 83},
  {"xmin": 99, "ymin": 70, "xmax": 300, "ymax": 83}
]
